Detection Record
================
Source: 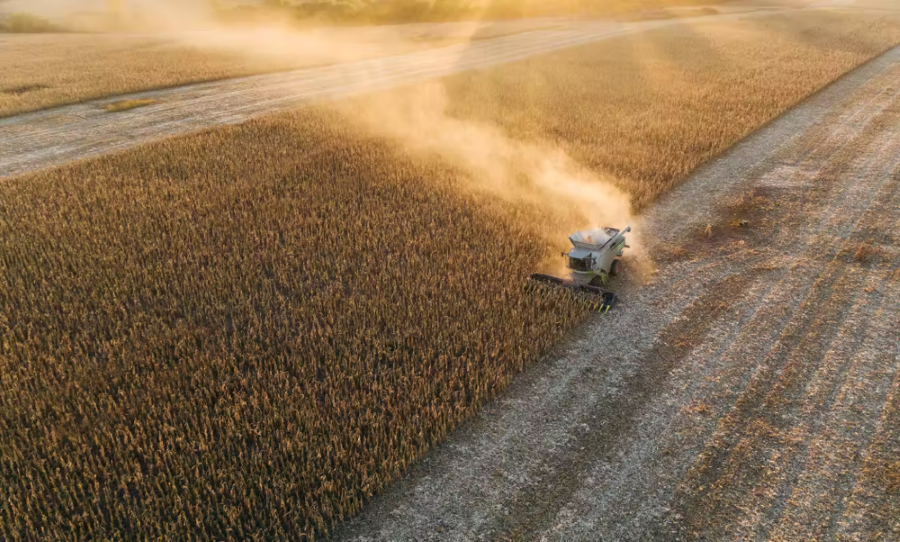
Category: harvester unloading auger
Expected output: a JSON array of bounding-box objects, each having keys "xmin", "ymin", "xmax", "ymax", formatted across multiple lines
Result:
[{"xmin": 527, "ymin": 226, "xmax": 631, "ymax": 312}]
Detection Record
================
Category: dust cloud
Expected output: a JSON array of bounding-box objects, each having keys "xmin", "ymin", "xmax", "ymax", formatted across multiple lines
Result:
[{"xmin": 340, "ymin": 81, "xmax": 649, "ymax": 277}]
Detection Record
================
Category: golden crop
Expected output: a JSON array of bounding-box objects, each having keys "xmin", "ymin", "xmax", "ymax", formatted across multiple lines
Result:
[
  {"xmin": 1, "ymin": 10, "xmax": 899, "ymax": 541},
  {"xmin": 0, "ymin": 31, "xmax": 450, "ymax": 118},
  {"xmin": 0, "ymin": 109, "xmax": 591, "ymax": 540},
  {"xmin": 431, "ymin": 11, "xmax": 900, "ymax": 210}
]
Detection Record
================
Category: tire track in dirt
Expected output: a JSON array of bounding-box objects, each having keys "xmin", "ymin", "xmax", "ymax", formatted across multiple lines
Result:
[
  {"xmin": 336, "ymin": 44, "xmax": 900, "ymax": 542},
  {"xmin": 759, "ymin": 277, "xmax": 890, "ymax": 535},
  {"xmin": 834, "ymin": 336, "xmax": 900, "ymax": 540},
  {"xmin": 821, "ymin": 175, "xmax": 900, "ymax": 541},
  {"xmin": 677, "ymin": 269, "xmax": 864, "ymax": 537},
  {"xmin": 768, "ymin": 270, "xmax": 900, "ymax": 540}
]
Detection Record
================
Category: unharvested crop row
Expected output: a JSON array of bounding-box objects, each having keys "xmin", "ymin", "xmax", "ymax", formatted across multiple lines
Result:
[{"xmin": 2, "ymin": 11, "xmax": 900, "ymax": 541}]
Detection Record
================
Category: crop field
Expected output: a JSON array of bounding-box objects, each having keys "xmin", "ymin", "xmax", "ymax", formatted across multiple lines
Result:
[
  {"xmin": 0, "ymin": 113, "xmax": 592, "ymax": 539},
  {"xmin": 0, "ymin": 4, "xmax": 742, "ymax": 120},
  {"xmin": 0, "ymin": 30, "xmax": 449, "ymax": 118},
  {"xmin": 413, "ymin": 10, "xmax": 900, "ymax": 209},
  {"xmin": 2, "ymin": 8, "xmax": 900, "ymax": 542},
  {"xmin": 2, "ymin": 19, "xmax": 569, "ymax": 119},
  {"xmin": 0, "ymin": 0, "xmax": 788, "ymax": 119}
]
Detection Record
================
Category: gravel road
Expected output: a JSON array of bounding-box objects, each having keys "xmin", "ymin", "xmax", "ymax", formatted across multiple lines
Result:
[
  {"xmin": 334, "ymin": 44, "xmax": 900, "ymax": 542},
  {"xmin": 0, "ymin": 8, "xmax": 798, "ymax": 180}
]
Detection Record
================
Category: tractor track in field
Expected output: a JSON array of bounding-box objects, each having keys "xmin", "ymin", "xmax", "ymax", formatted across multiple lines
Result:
[{"xmin": 335, "ymin": 44, "xmax": 900, "ymax": 542}]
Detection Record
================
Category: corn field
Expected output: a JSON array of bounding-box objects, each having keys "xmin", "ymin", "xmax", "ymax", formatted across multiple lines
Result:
[
  {"xmin": 3, "ymin": 9, "xmax": 900, "ymax": 541},
  {"xmin": 0, "ymin": 110, "xmax": 592, "ymax": 540}
]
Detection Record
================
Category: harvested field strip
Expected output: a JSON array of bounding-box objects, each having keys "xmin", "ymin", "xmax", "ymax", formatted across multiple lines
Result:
[
  {"xmin": 825, "ymin": 171, "xmax": 900, "ymax": 541},
  {"xmin": 759, "ymin": 271, "xmax": 890, "ymax": 530},
  {"xmin": 646, "ymin": 256, "xmax": 861, "ymax": 536},
  {"xmin": 492, "ymin": 269, "xmax": 765, "ymax": 539},
  {"xmin": 0, "ymin": 4, "xmax": 752, "ymax": 118},
  {"xmin": 671, "ymin": 91, "xmax": 900, "ymax": 541},
  {"xmin": 838, "ymin": 354, "xmax": 900, "ymax": 539},
  {"xmin": 769, "ymin": 272, "xmax": 900, "ymax": 540},
  {"xmin": 3, "ymin": 12, "xmax": 900, "ymax": 542},
  {"xmin": 666, "ymin": 71, "xmax": 900, "ymax": 436},
  {"xmin": 667, "ymin": 70, "xmax": 900, "ymax": 432},
  {"xmin": 692, "ymin": 266, "xmax": 875, "ymax": 539},
  {"xmin": 0, "ymin": 30, "xmax": 458, "ymax": 118}
]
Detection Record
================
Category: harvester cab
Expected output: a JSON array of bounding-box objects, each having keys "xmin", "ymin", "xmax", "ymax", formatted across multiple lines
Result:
[
  {"xmin": 528, "ymin": 226, "xmax": 631, "ymax": 312},
  {"xmin": 565, "ymin": 226, "xmax": 629, "ymax": 286}
]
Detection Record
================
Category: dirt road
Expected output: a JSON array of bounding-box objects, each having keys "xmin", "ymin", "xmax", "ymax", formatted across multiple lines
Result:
[
  {"xmin": 0, "ymin": 7, "xmax": 805, "ymax": 180},
  {"xmin": 335, "ymin": 45, "xmax": 900, "ymax": 541}
]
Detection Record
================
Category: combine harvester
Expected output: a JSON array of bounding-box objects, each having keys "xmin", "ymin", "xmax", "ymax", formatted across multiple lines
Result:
[{"xmin": 528, "ymin": 226, "xmax": 631, "ymax": 312}]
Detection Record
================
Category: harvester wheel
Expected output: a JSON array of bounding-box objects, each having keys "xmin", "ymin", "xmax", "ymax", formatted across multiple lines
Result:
[{"xmin": 610, "ymin": 259, "xmax": 622, "ymax": 277}]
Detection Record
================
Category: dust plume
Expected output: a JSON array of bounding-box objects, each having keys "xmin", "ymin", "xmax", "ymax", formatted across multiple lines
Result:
[
  {"xmin": 7, "ymin": 1, "xmax": 649, "ymax": 276},
  {"xmin": 339, "ymin": 81, "xmax": 649, "ymax": 276}
]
